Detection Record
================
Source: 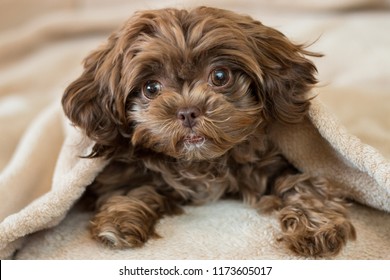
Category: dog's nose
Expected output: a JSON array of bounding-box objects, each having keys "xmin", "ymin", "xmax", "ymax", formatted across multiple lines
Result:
[{"xmin": 177, "ymin": 107, "xmax": 201, "ymax": 128}]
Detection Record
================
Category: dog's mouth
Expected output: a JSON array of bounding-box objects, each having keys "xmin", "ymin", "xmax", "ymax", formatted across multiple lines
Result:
[{"xmin": 183, "ymin": 135, "xmax": 206, "ymax": 146}]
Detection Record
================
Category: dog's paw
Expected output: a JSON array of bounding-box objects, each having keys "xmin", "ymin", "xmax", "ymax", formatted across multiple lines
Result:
[
  {"xmin": 90, "ymin": 214, "xmax": 158, "ymax": 248},
  {"xmin": 87, "ymin": 187, "xmax": 183, "ymax": 249},
  {"xmin": 88, "ymin": 194, "xmax": 161, "ymax": 248},
  {"xmin": 279, "ymin": 207, "xmax": 356, "ymax": 258}
]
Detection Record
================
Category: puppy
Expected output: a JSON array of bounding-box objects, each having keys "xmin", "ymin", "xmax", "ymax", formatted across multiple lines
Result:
[{"xmin": 62, "ymin": 7, "xmax": 356, "ymax": 257}]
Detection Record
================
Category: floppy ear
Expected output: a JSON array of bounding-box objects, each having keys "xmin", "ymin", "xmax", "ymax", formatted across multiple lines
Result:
[
  {"xmin": 62, "ymin": 33, "xmax": 124, "ymax": 157},
  {"xmin": 241, "ymin": 19, "xmax": 321, "ymax": 124},
  {"xmin": 62, "ymin": 12, "xmax": 157, "ymax": 157}
]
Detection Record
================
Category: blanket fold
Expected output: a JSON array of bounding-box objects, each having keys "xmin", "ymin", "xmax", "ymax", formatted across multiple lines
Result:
[
  {"xmin": 0, "ymin": 102, "xmax": 108, "ymax": 259},
  {"xmin": 269, "ymin": 101, "xmax": 390, "ymax": 212}
]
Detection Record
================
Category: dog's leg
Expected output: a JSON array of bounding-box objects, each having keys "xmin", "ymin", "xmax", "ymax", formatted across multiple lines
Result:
[
  {"xmin": 260, "ymin": 174, "xmax": 356, "ymax": 257},
  {"xmin": 90, "ymin": 185, "xmax": 183, "ymax": 248}
]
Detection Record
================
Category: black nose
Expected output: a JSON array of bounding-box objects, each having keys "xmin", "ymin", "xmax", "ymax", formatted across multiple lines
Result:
[{"xmin": 177, "ymin": 107, "xmax": 201, "ymax": 128}]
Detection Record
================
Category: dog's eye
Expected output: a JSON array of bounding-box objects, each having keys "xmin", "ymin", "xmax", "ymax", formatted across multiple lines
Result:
[
  {"xmin": 142, "ymin": 80, "xmax": 162, "ymax": 99},
  {"xmin": 209, "ymin": 67, "xmax": 231, "ymax": 88}
]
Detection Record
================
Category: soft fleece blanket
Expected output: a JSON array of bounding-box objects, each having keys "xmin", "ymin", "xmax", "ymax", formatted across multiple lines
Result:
[{"xmin": 1, "ymin": 0, "xmax": 390, "ymax": 259}]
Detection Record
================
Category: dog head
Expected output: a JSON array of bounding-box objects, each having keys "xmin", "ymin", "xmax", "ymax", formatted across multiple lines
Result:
[{"xmin": 62, "ymin": 7, "xmax": 319, "ymax": 160}]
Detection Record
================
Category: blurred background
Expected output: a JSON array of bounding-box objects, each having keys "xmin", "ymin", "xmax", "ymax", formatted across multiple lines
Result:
[{"xmin": 1, "ymin": 0, "xmax": 390, "ymax": 170}]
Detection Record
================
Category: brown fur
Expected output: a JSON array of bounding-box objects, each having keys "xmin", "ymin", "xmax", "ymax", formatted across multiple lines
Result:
[{"xmin": 62, "ymin": 7, "xmax": 355, "ymax": 257}]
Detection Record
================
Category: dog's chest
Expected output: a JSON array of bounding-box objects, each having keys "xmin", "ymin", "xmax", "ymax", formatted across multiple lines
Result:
[
  {"xmin": 156, "ymin": 161, "xmax": 238, "ymax": 203},
  {"xmin": 145, "ymin": 155, "xmax": 270, "ymax": 204},
  {"xmin": 140, "ymin": 142, "xmax": 278, "ymax": 203}
]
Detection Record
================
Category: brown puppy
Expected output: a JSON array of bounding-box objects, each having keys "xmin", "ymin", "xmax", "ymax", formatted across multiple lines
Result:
[{"xmin": 62, "ymin": 7, "xmax": 355, "ymax": 257}]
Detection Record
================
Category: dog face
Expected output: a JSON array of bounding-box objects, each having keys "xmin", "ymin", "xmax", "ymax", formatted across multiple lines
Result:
[
  {"xmin": 130, "ymin": 68, "xmax": 261, "ymax": 160},
  {"xmin": 62, "ymin": 7, "xmax": 319, "ymax": 160}
]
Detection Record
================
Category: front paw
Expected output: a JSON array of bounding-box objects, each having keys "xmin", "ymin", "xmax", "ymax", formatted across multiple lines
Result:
[
  {"xmin": 90, "ymin": 211, "xmax": 158, "ymax": 248},
  {"xmin": 88, "ymin": 186, "xmax": 183, "ymax": 248},
  {"xmin": 89, "ymin": 194, "xmax": 161, "ymax": 248},
  {"xmin": 279, "ymin": 207, "xmax": 356, "ymax": 257}
]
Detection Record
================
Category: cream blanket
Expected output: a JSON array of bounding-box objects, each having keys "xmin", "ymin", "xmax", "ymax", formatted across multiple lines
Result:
[{"xmin": 1, "ymin": 0, "xmax": 390, "ymax": 259}]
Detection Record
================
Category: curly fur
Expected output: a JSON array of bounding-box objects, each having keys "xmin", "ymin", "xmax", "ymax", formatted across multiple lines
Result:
[{"xmin": 62, "ymin": 7, "xmax": 355, "ymax": 257}]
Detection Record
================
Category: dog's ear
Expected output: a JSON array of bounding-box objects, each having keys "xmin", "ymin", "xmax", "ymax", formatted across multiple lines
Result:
[
  {"xmin": 240, "ymin": 18, "xmax": 321, "ymax": 124},
  {"xmin": 62, "ymin": 33, "xmax": 123, "ymax": 158},
  {"xmin": 62, "ymin": 12, "xmax": 157, "ymax": 157}
]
